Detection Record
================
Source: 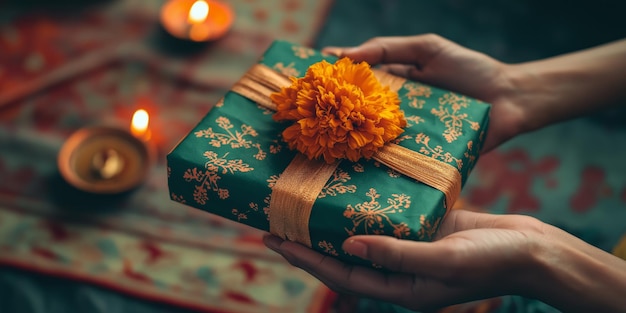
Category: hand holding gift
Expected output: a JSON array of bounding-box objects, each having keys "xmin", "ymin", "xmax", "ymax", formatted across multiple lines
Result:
[{"xmin": 264, "ymin": 34, "xmax": 626, "ymax": 312}]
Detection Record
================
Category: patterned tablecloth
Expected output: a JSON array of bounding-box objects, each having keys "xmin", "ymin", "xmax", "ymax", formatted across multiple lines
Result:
[{"xmin": 0, "ymin": 1, "xmax": 337, "ymax": 313}]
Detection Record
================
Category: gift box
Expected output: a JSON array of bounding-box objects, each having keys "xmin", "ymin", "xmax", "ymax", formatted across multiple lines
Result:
[{"xmin": 167, "ymin": 40, "xmax": 490, "ymax": 266}]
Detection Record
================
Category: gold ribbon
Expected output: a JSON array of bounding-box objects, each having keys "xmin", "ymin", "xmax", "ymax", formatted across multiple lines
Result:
[
  {"xmin": 232, "ymin": 64, "xmax": 462, "ymax": 247},
  {"xmin": 372, "ymin": 145, "xmax": 461, "ymax": 212},
  {"xmin": 269, "ymin": 155, "xmax": 339, "ymax": 247}
]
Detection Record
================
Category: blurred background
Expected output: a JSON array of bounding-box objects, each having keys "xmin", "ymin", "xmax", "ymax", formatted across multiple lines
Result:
[{"xmin": 1, "ymin": 1, "xmax": 626, "ymax": 313}]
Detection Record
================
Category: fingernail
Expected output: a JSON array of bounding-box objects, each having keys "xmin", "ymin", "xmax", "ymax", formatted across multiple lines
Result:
[
  {"xmin": 263, "ymin": 234, "xmax": 282, "ymax": 253},
  {"xmin": 322, "ymin": 47, "xmax": 343, "ymax": 57},
  {"xmin": 343, "ymin": 239, "xmax": 368, "ymax": 258}
]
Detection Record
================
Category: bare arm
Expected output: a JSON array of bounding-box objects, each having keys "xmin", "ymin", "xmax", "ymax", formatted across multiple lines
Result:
[
  {"xmin": 530, "ymin": 221, "xmax": 626, "ymax": 313},
  {"xmin": 507, "ymin": 39, "xmax": 626, "ymax": 133}
]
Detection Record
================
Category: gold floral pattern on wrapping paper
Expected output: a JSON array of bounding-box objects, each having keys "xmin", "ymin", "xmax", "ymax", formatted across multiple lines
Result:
[
  {"xmin": 404, "ymin": 82, "xmax": 432, "ymax": 109},
  {"xmin": 415, "ymin": 133, "xmax": 463, "ymax": 170},
  {"xmin": 402, "ymin": 83, "xmax": 429, "ymax": 127},
  {"xmin": 232, "ymin": 206, "xmax": 250, "ymax": 221},
  {"xmin": 195, "ymin": 117, "xmax": 266, "ymax": 160},
  {"xmin": 464, "ymin": 141, "xmax": 477, "ymax": 174},
  {"xmin": 318, "ymin": 168, "xmax": 357, "ymax": 198},
  {"xmin": 263, "ymin": 175, "xmax": 279, "ymax": 219},
  {"xmin": 318, "ymin": 241, "xmax": 338, "ymax": 256},
  {"xmin": 344, "ymin": 188, "xmax": 412, "ymax": 238},
  {"xmin": 417, "ymin": 215, "xmax": 442, "ymax": 240},
  {"xmin": 432, "ymin": 93, "xmax": 480, "ymax": 143},
  {"xmin": 352, "ymin": 163, "xmax": 364, "ymax": 173},
  {"xmin": 387, "ymin": 168, "xmax": 401, "ymax": 178},
  {"xmin": 183, "ymin": 151, "xmax": 253, "ymax": 205},
  {"xmin": 257, "ymin": 104, "xmax": 273, "ymax": 115},
  {"xmin": 405, "ymin": 115, "xmax": 425, "ymax": 127},
  {"xmin": 215, "ymin": 98, "xmax": 225, "ymax": 108},
  {"xmin": 234, "ymin": 175, "xmax": 278, "ymax": 221},
  {"xmin": 273, "ymin": 62, "xmax": 300, "ymax": 77},
  {"xmin": 392, "ymin": 135, "xmax": 411, "ymax": 144},
  {"xmin": 171, "ymin": 193, "xmax": 186, "ymax": 204},
  {"xmin": 349, "ymin": 161, "xmax": 402, "ymax": 179},
  {"xmin": 463, "ymin": 131, "xmax": 485, "ymax": 175},
  {"xmin": 292, "ymin": 46, "xmax": 316, "ymax": 59},
  {"xmin": 269, "ymin": 138, "xmax": 283, "ymax": 154}
]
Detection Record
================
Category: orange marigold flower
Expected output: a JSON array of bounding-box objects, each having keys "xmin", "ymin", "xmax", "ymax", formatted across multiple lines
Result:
[{"xmin": 271, "ymin": 58, "xmax": 406, "ymax": 163}]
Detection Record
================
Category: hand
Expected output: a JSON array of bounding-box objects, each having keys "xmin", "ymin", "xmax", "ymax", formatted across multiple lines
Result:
[
  {"xmin": 323, "ymin": 34, "xmax": 527, "ymax": 152},
  {"xmin": 324, "ymin": 35, "xmax": 626, "ymax": 151},
  {"xmin": 264, "ymin": 209, "xmax": 626, "ymax": 313},
  {"xmin": 264, "ymin": 210, "xmax": 544, "ymax": 311}
]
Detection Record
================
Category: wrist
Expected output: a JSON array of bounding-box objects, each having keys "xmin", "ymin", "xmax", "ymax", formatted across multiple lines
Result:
[
  {"xmin": 502, "ymin": 39, "xmax": 626, "ymax": 135},
  {"xmin": 501, "ymin": 62, "xmax": 553, "ymax": 134},
  {"xmin": 523, "ymin": 225, "xmax": 626, "ymax": 312}
]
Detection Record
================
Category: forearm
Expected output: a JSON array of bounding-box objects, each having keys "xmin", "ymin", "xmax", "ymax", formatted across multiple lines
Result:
[
  {"xmin": 530, "ymin": 226, "xmax": 626, "ymax": 312},
  {"xmin": 506, "ymin": 39, "xmax": 626, "ymax": 132}
]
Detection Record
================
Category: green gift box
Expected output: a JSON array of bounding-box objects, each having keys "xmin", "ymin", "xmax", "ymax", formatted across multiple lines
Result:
[{"xmin": 167, "ymin": 40, "xmax": 490, "ymax": 266}]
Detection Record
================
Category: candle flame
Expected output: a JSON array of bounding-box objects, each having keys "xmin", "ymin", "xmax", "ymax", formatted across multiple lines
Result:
[
  {"xmin": 131, "ymin": 109, "xmax": 150, "ymax": 139},
  {"xmin": 188, "ymin": 0, "xmax": 209, "ymax": 24}
]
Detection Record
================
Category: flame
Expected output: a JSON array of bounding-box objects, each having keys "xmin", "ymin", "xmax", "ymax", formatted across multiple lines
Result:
[
  {"xmin": 131, "ymin": 109, "xmax": 150, "ymax": 139},
  {"xmin": 188, "ymin": 0, "xmax": 209, "ymax": 24}
]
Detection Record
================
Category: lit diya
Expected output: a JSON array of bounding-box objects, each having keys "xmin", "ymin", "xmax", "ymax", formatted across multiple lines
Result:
[
  {"xmin": 58, "ymin": 110, "xmax": 155, "ymax": 194},
  {"xmin": 160, "ymin": 0, "xmax": 234, "ymax": 42}
]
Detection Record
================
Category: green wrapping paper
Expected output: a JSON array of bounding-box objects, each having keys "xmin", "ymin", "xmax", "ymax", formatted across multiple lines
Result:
[{"xmin": 167, "ymin": 40, "xmax": 490, "ymax": 266}]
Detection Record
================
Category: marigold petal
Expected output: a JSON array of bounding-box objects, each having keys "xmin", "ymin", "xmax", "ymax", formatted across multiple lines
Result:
[
  {"xmin": 348, "ymin": 132, "xmax": 366, "ymax": 149},
  {"xmin": 271, "ymin": 57, "xmax": 406, "ymax": 163},
  {"xmin": 282, "ymin": 124, "xmax": 301, "ymax": 141}
]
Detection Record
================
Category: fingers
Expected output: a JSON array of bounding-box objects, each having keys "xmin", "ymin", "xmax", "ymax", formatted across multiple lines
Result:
[
  {"xmin": 378, "ymin": 64, "xmax": 422, "ymax": 80},
  {"xmin": 263, "ymin": 234, "xmax": 412, "ymax": 302},
  {"xmin": 339, "ymin": 211, "xmax": 512, "ymax": 276},
  {"xmin": 264, "ymin": 211, "xmax": 502, "ymax": 278},
  {"xmin": 263, "ymin": 234, "xmax": 476, "ymax": 310},
  {"xmin": 434, "ymin": 209, "xmax": 500, "ymax": 239},
  {"xmin": 322, "ymin": 34, "xmax": 449, "ymax": 66},
  {"xmin": 263, "ymin": 234, "xmax": 378, "ymax": 293},
  {"xmin": 343, "ymin": 235, "xmax": 457, "ymax": 276}
]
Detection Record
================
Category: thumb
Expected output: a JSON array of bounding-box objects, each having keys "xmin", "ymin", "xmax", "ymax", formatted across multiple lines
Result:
[
  {"xmin": 321, "ymin": 44, "xmax": 385, "ymax": 64},
  {"xmin": 321, "ymin": 45, "xmax": 432, "ymax": 83},
  {"xmin": 322, "ymin": 34, "xmax": 448, "ymax": 66},
  {"xmin": 342, "ymin": 235, "xmax": 454, "ymax": 277}
]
